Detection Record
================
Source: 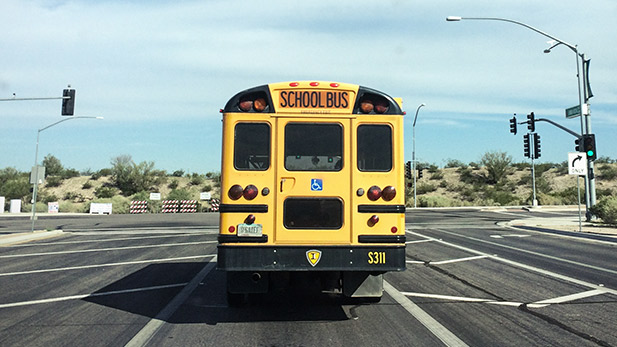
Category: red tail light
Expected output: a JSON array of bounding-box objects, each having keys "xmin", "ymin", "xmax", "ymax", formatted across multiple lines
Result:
[
  {"xmin": 382, "ymin": 186, "xmax": 396, "ymax": 201},
  {"xmin": 228, "ymin": 184, "xmax": 243, "ymax": 200},
  {"xmin": 238, "ymin": 99, "xmax": 253, "ymax": 112},
  {"xmin": 367, "ymin": 186, "xmax": 382, "ymax": 201},
  {"xmin": 243, "ymin": 185, "xmax": 258, "ymax": 200}
]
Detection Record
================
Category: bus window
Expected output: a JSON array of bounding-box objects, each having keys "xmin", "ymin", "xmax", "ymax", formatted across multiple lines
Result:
[
  {"xmin": 283, "ymin": 198, "xmax": 343, "ymax": 229},
  {"xmin": 234, "ymin": 123, "xmax": 270, "ymax": 170},
  {"xmin": 357, "ymin": 124, "xmax": 392, "ymax": 171},
  {"xmin": 284, "ymin": 123, "xmax": 342, "ymax": 171}
]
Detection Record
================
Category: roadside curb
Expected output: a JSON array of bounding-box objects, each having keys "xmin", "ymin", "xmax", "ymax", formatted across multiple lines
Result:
[{"xmin": 0, "ymin": 230, "xmax": 64, "ymax": 246}]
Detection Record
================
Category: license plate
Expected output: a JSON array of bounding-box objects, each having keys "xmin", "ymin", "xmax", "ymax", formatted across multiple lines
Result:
[{"xmin": 237, "ymin": 223, "xmax": 263, "ymax": 237}]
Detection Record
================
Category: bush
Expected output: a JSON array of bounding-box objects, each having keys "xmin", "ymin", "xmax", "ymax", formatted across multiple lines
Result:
[
  {"xmin": 167, "ymin": 188, "xmax": 193, "ymax": 201},
  {"xmin": 41, "ymin": 193, "xmax": 59, "ymax": 204},
  {"xmin": 61, "ymin": 168, "xmax": 80, "ymax": 179},
  {"xmin": 168, "ymin": 179, "xmax": 179, "ymax": 189},
  {"xmin": 598, "ymin": 165, "xmax": 617, "ymax": 181},
  {"xmin": 418, "ymin": 195, "xmax": 459, "ymax": 207},
  {"xmin": 95, "ymin": 186, "xmax": 117, "ymax": 199},
  {"xmin": 591, "ymin": 196, "xmax": 617, "ymax": 225},
  {"xmin": 82, "ymin": 181, "xmax": 93, "ymax": 189},
  {"xmin": 430, "ymin": 171, "xmax": 444, "ymax": 180},
  {"xmin": 416, "ymin": 183, "xmax": 437, "ymax": 195},
  {"xmin": 480, "ymin": 151, "xmax": 512, "ymax": 184},
  {"xmin": 189, "ymin": 173, "xmax": 205, "ymax": 186},
  {"xmin": 45, "ymin": 176, "xmax": 63, "ymax": 187}
]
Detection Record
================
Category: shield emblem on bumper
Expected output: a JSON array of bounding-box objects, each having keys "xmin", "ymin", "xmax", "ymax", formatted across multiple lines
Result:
[{"xmin": 306, "ymin": 249, "xmax": 322, "ymax": 267}]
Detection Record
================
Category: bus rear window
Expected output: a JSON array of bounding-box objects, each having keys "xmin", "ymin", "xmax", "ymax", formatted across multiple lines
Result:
[
  {"xmin": 285, "ymin": 123, "xmax": 343, "ymax": 171},
  {"xmin": 357, "ymin": 124, "xmax": 392, "ymax": 171},
  {"xmin": 283, "ymin": 198, "xmax": 343, "ymax": 229},
  {"xmin": 234, "ymin": 123, "xmax": 270, "ymax": 170}
]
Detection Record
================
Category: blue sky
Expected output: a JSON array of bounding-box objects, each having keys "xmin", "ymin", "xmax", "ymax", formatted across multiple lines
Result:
[{"xmin": 1, "ymin": 0, "xmax": 616, "ymax": 174}]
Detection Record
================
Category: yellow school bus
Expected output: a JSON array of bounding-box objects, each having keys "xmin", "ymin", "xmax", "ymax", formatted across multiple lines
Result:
[{"xmin": 218, "ymin": 81, "xmax": 406, "ymax": 303}]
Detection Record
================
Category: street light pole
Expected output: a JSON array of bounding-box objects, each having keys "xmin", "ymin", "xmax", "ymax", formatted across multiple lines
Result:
[
  {"xmin": 412, "ymin": 103, "xmax": 426, "ymax": 208},
  {"xmin": 446, "ymin": 16, "xmax": 595, "ymax": 218},
  {"xmin": 30, "ymin": 116, "xmax": 103, "ymax": 232}
]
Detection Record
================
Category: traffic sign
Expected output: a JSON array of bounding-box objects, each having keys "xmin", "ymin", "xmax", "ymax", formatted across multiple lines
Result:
[
  {"xmin": 565, "ymin": 105, "xmax": 580, "ymax": 119},
  {"xmin": 568, "ymin": 152, "xmax": 587, "ymax": 176}
]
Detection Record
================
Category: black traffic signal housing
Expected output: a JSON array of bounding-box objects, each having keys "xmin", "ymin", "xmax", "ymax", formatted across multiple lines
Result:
[
  {"xmin": 583, "ymin": 134, "xmax": 597, "ymax": 160},
  {"xmin": 527, "ymin": 112, "xmax": 535, "ymax": 132},
  {"xmin": 61, "ymin": 88, "xmax": 75, "ymax": 116},
  {"xmin": 523, "ymin": 133, "xmax": 531, "ymax": 158},
  {"xmin": 575, "ymin": 136, "xmax": 582, "ymax": 152},
  {"xmin": 509, "ymin": 116, "xmax": 517, "ymax": 135},
  {"xmin": 417, "ymin": 168, "xmax": 423, "ymax": 179},
  {"xmin": 533, "ymin": 134, "xmax": 541, "ymax": 159},
  {"xmin": 405, "ymin": 161, "xmax": 412, "ymax": 179}
]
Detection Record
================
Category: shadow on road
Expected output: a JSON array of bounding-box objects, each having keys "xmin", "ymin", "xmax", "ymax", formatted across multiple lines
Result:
[{"xmin": 84, "ymin": 262, "xmax": 351, "ymax": 325}]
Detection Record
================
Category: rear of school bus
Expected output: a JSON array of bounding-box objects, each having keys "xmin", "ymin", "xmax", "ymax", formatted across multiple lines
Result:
[{"xmin": 217, "ymin": 81, "xmax": 406, "ymax": 303}]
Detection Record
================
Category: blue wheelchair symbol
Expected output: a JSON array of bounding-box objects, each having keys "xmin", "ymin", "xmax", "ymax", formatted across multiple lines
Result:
[{"xmin": 311, "ymin": 179, "xmax": 323, "ymax": 191}]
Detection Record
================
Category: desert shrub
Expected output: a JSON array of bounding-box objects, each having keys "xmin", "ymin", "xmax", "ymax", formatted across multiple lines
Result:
[
  {"xmin": 61, "ymin": 168, "xmax": 80, "ymax": 179},
  {"xmin": 416, "ymin": 183, "xmax": 437, "ymax": 195},
  {"xmin": 189, "ymin": 173, "xmax": 205, "ymax": 186},
  {"xmin": 95, "ymin": 186, "xmax": 117, "ymax": 199},
  {"xmin": 41, "ymin": 193, "xmax": 59, "ymax": 204},
  {"xmin": 484, "ymin": 189, "xmax": 518, "ymax": 206},
  {"xmin": 598, "ymin": 165, "xmax": 617, "ymax": 181},
  {"xmin": 553, "ymin": 186, "xmax": 584, "ymax": 205},
  {"xmin": 167, "ymin": 188, "xmax": 193, "ymax": 201},
  {"xmin": 481, "ymin": 151, "xmax": 513, "ymax": 184},
  {"xmin": 418, "ymin": 195, "xmax": 458, "ymax": 207},
  {"xmin": 45, "ymin": 176, "xmax": 63, "ymax": 187},
  {"xmin": 203, "ymin": 184, "xmax": 212, "ymax": 192},
  {"xmin": 172, "ymin": 170, "xmax": 185, "ymax": 177},
  {"xmin": 82, "ymin": 181, "xmax": 93, "ymax": 189},
  {"xmin": 445, "ymin": 159, "xmax": 466, "ymax": 168},
  {"xmin": 590, "ymin": 196, "xmax": 617, "ymax": 225},
  {"xmin": 430, "ymin": 170, "xmax": 444, "ymax": 180},
  {"xmin": 168, "ymin": 179, "xmax": 179, "ymax": 189}
]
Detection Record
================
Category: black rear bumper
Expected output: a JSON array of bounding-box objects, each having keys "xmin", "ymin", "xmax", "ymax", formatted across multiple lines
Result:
[{"xmin": 217, "ymin": 245, "xmax": 406, "ymax": 272}]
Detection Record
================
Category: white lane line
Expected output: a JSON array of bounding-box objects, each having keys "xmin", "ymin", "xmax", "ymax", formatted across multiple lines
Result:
[
  {"xmin": 406, "ymin": 230, "xmax": 617, "ymax": 296},
  {"xmin": 0, "ymin": 283, "xmax": 188, "ymax": 309},
  {"xmin": 0, "ymin": 254, "xmax": 215, "ymax": 277},
  {"xmin": 7, "ymin": 233, "xmax": 202, "ymax": 247},
  {"xmin": 406, "ymin": 239, "xmax": 435, "ymax": 244},
  {"xmin": 430, "ymin": 255, "xmax": 491, "ymax": 265},
  {"xmin": 528, "ymin": 288, "xmax": 609, "ymax": 308},
  {"xmin": 384, "ymin": 281, "xmax": 469, "ymax": 347},
  {"xmin": 0, "ymin": 241, "xmax": 217, "ymax": 259},
  {"xmin": 125, "ymin": 257, "xmax": 218, "ymax": 347},
  {"xmin": 401, "ymin": 292, "xmax": 524, "ymax": 307},
  {"xmin": 406, "ymin": 260, "xmax": 425, "ymax": 264}
]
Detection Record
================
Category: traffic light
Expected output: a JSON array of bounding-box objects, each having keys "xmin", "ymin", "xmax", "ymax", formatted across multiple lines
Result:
[
  {"xmin": 523, "ymin": 133, "xmax": 531, "ymax": 158},
  {"xmin": 533, "ymin": 134, "xmax": 541, "ymax": 159},
  {"xmin": 583, "ymin": 134, "xmax": 597, "ymax": 160},
  {"xmin": 527, "ymin": 112, "xmax": 535, "ymax": 132},
  {"xmin": 575, "ymin": 137, "xmax": 582, "ymax": 152},
  {"xmin": 417, "ymin": 168, "xmax": 423, "ymax": 179},
  {"xmin": 61, "ymin": 88, "xmax": 75, "ymax": 116},
  {"xmin": 509, "ymin": 116, "xmax": 517, "ymax": 135},
  {"xmin": 405, "ymin": 161, "xmax": 412, "ymax": 179}
]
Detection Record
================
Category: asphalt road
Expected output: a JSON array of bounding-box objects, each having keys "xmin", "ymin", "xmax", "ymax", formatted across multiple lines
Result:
[{"xmin": 1, "ymin": 209, "xmax": 616, "ymax": 346}]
